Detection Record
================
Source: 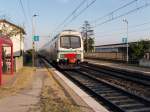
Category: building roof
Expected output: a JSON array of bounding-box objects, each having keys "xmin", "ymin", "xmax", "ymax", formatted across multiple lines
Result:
[
  {"xmin": 0, "ymin": 19, "xmax": 26, "ymax": 34},
  {"xmin": 95, "ymin": 43, "xmax": 129, "ymax": 48},
  {"xmin": 95, "ymin": 41, "xmax": 150, "ymax": 49}
]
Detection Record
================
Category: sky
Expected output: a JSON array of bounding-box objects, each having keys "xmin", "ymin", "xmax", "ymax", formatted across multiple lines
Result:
[{"xmin": 0, "ymin": 0, "xmax": 150, "ymax": 50}]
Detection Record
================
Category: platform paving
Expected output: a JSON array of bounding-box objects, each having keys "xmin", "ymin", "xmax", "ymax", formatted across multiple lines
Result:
[
  {"xmin": 0, "ymin": 69, "xmax": 44, "ymax": 112},
  {"xmin": 86, "ymin": 59, "xmax": 150, "ymax": 75},
  {"xmin": 52, "ymin": 69, "xmax": 109, "ymax": 112}
]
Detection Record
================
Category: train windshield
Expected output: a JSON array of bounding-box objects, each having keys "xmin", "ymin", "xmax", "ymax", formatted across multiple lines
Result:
[{"xmin": 60, "ymin": 36, "xmax": 81, "ymax": 48}]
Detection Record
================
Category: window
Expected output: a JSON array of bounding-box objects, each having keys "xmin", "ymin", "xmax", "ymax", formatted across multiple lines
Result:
[{"xmin": 60, "ymin": 36, "xmax": 81, "ymax": 48}]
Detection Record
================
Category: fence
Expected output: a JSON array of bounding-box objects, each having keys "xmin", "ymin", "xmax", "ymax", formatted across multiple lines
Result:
[{"xmin": 84, "ymin": 52, "xmax": 126, "ymax": 62}]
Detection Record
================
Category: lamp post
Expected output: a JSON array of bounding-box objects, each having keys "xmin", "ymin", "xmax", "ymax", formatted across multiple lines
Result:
[
  {"xmin": 32, "ymin": 14, "xmax": 38, "ymax": 67},
  {"xmin": 123, "ymin": 18, "xmax": 129, "ymax": 63}
]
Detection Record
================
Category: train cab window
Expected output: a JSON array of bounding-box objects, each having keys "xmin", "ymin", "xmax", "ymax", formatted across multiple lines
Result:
[
  {"xmin": 61, "ymin": 36, "xmax": 81, "ymax": 48},
  {"xmin": 61, "ymin": 37, "xmax": 70, "ymax": 48},
  {"xmin": 70, "ymin": 36, "xmax": 81, "ymax": 48}
]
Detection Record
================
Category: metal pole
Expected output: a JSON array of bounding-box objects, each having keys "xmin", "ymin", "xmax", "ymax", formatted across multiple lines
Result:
[
  {"xmin": 123, "ymin": 19, "xmax": 129, "ymax": 62},
  {"xmin": 86, "ymin": 31, "xmax": 88, "ymax": 53},
  {"xmin": 11, "ymin": 45, "xmax": 14, "ymax": 75},
  {"xmin": 32, "ymin": 14, "xmax": 38, "ymax": 67},
  {"xmin": 127, "ymin": 21, "xmax": 129, "ymax": 63},
  {"xmin": 32, "ymin": 42, "xmax": 35, "ymax": 67},
  {"xmin": 86, "ymin": 24, "xmax": 88, "ymax": 53},
  {"xmin": 32, "ymin": 16, "xmax": 35, "ymax": 67}
]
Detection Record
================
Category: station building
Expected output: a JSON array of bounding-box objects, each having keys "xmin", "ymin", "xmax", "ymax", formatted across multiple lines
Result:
[
  {"xmin": 85, "ymin": 42, "xmax": 150, "ymax": 67},
  {"xmin": 84, "ymin": 43, "xmax": 128, "ymax": 61},
  {"xmin": 0, "ymin": 19, "xmax": 25, "ymax": 71},
  {"xmin": 94, "ymin": 43, "xmax": 127, "ymax": 53}
]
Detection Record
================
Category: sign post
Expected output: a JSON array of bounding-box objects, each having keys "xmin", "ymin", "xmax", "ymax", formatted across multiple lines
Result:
[
  {"xmin": 122, "ymin": 37, "xmax": 127, "ymax": 44},
  {"xmin": 33, "ymin": 35, "xmax": 39, "ymax": 68},
  {"xmin": 33, "ymin": 35, "xmax": 39, "ymax": 42},
  {"xmin": 122, "ymin": 37, "xmax": 128, "ymax": 62}
]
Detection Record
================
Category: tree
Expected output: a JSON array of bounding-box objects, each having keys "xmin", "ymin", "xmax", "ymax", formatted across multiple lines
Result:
[
  {"xmin": 129, "ymin": 40, "xmax": 150, "ymax": 61},
  {"xmin": 81, "ymin": 21, "xmax": 95, "ymax": 52},
  {"xmin": 0, "ymin": 23, "xmax": 21, "ymax": 37}
]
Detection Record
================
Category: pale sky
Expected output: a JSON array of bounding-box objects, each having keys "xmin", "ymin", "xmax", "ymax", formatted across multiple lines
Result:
[{"xmin": 0, "ymin": 0, "xmax": 150, "ymax": 50}]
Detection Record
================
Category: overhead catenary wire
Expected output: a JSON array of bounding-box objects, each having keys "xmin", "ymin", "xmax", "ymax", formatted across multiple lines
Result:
[
  {"xmin": 19, "ymin": 0, "xmax": 29, "ymax": 24},
  {"xmin": 52, "ymin": 0, "xmax": 97, "ymax": 36},
  {"xmin": 96, "ymin": 26, "xmax": 150, "ymax": 38},
  {"xmin": 63, "ymin": 0, "xmax": 97, "ymax": 28},
  {"xmin": 52, "ymin": 0, "xmax": 87, "ymax": 34},
  {"xmin": 93, "ymin": 1, "xmax": 150, "ymax": 28},
  {"xmin": 26, "ymin": 0, "xmax": 32, "ymax": 22},
  {"xmin": 91, "ymin": 0, "xmax": 138, "ymax": 24},
  {"xmin": 96, "ymin": 20, "xmax": 150, "ymax": 35}
]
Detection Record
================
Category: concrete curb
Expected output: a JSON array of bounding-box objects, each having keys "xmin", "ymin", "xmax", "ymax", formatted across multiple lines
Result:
[{"xmin": 49, "ymin": 68, "xmax": 109, "ymax": 112}]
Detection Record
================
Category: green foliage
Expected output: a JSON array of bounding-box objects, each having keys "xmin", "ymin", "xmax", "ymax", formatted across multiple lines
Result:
[
  {"xmin": 84, "ymin": 37, "xmax": 95, "ymax": 52},
  {"xmin": 0, "ymin": 22, "xmax": 22, "ymax": 37},
  {"xmin": 81, "ymin": 21, "xmax": 95, "ymax": 52},
  {"xmin": 129, "ymin": 40, "xmax": 150, "ymax": 61}
]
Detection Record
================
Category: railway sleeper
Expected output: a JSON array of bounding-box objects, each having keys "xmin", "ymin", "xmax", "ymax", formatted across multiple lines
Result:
[
  {"xmin": 127, "ymin": 107, "xmax": 150, "ymax": 112},
  {"xmin": 100, "ymin": 93, "xmax": 125, "ymax": 97},
  {"xmin": 120, "ymin": 103, "xmax": 146, "ymax": 110},
  {"xmin": 83, "ymin": 64, "xmax": 150, "ymax": 86},
  {"xmin": 96, "ymin": 90, "xmax": 117, "ymax": 94},
  {"xmin": 83, "ymin": 83, "xmax": 103, "ymax": 87},
  {"xmin": 66, "ymin": 69, "xmax": 150, "ymax": 112},
  {"xmin": 107, "ymin": 96, "xmax": 129, "ymax": 101},
  {"xmin": 113, "ymin": 99, "xmax": 138, "ymax": 105}
]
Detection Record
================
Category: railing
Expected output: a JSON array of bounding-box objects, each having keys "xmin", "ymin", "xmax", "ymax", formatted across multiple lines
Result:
[{"xmin": 84, "ymin": 52, "xmax": 126, "ymax": 61}]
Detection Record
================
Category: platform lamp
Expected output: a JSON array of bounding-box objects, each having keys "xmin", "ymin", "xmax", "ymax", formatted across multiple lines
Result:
[
  {"xmin": 123, "ymin": 18, "xmax": 129, "ymax": 63},
  {"xmin": 32, "ymin": 14, "xmax": 38, "ymax": 67}
]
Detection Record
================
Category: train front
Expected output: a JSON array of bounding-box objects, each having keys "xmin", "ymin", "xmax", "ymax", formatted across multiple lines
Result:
[{"xmin": 58, "ymin": 30, "xmax": 83, "ymax": 69}]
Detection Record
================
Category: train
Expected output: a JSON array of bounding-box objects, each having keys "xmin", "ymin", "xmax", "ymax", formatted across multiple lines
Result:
[{"xmin": 39, "ymin": 30, "xmax": 84, "ymax": 69}]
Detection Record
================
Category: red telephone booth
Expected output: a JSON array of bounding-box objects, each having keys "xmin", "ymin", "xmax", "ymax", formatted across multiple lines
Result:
[{"xmin": 0, "ymin": 36, "xmax": 13, "ymax": 85}]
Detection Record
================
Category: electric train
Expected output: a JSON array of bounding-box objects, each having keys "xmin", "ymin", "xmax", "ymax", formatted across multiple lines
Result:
[{"xmin": 39, "ymin": 30, "xmax": 84, "ymax": 69}]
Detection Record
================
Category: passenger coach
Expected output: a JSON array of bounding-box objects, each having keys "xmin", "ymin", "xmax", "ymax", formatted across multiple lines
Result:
[{"xmin": 39, "ymin": 30, "xmax": 84, "ymax": 68}]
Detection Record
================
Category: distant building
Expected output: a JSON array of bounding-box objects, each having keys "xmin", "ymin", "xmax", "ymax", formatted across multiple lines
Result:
[
  {"xmin": 94, "ymin": 43, "xmax": 128, "ymax": 53},
  {"xmin": 84, "ymin": 43, "xmax": 128, "ymax": 61},
  {"xmin": 93, "ymin": 42, "xmax": 150, "ymax": 67},
  {"xmin": 0, "ymin": 19, "xmax": 26, "ymax": 71}
]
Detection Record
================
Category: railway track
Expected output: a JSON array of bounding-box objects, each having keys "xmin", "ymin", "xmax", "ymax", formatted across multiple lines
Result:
[
  {"xmin": 80, "ymin": 63, "xmax": 150, "ymax": 99},
  {"xmin": 81, "ymin": 63, "xmax": 150, "ymax": 87},
  {"xmin": 41, "ymin": 58, "xmax": 150, "ymax": 112},
  {"xmin": 62, "ymin": 69, "xmax": 150, "ymax": 112}
]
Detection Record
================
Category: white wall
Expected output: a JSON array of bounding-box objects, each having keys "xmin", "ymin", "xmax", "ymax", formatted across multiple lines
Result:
[
  {"xmin": 0, "ymin": 22, "xmax": 24, "ymax": 57},
  {"xmin": 140, "ymin": 59, "xmax": 150, "ymax": 67}
]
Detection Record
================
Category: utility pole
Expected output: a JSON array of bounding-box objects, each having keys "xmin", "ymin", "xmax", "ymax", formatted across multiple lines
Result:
[
  {"xmin": 85, "ymin": 23, "xmax": 88, "ymax": 53},
  {"xmin": 32, "ymin": 14, "xmax": 38, "ymax": 67},
  {"xmin": 123, "ymin": 18, "xmax": 129, "ymax": 63},
  {"xmin": 81, "ymin": 21, "xmax": 94, "ymax": 53}
]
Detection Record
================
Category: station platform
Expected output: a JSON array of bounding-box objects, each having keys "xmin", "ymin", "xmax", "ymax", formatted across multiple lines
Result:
[
  {"xmin": 0, "ymin": 59, "xmax": 109, "ymax": 112},
  {"xmin": 43, "ymin": 60, "xmax": 109, "ymax": 112},
  {"xmin": 85, "ymin": 59, "xmax": 150, "ymax": 75}
]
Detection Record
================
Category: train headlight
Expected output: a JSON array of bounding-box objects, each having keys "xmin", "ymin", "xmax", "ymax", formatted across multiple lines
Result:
[
  {"xmin": 77, "ymin": 54, "xmax": 81, "ymax": 59},
  {"xmin": 60, "ymin": 54, "xmax": 65, "ymax": 58}
]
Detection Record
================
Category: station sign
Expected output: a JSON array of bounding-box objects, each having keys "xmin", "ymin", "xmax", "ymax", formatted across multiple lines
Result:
[
  {"xmin": 122, "ymin": 37, "xmax": 127, "ymax": 43},
  {"xmin": 33, "ymin": 35, "xmax": 39, "ymax": 42}
]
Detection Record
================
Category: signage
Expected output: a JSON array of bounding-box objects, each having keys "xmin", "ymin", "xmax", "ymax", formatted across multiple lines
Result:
[
  {"xmin": 122, "ymin": 37, "xmax": 127, "ymax": 43},
  {"xmin": 33, "ymin": 35, "xmax": 39, "ymax": 41}
]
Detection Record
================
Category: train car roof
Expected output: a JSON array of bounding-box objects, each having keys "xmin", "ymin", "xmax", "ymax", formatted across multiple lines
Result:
[
  {"xmin": 49, "ymin": 30, "xmax": 81, "ymax": 43},
  {"xmin": 59, "ymin": 30, "xmax": 81, "ymax": 36}
]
